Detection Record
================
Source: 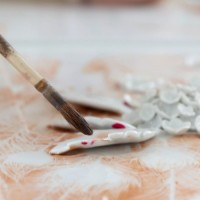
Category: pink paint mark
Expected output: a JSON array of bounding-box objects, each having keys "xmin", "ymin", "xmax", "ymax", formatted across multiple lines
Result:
[
  {"xmin": 81, "ymin": 141, "xmax": 88, "ymax": 145},
  {"xmin": 112, "ymin": 123, "xmax": 126, "ymax": 129},
  {"xmin": 123, "ymin": 101, "xmax": 132, "ymax": 108},
  {"xmin": 90, "ymin": 140, "xmax": 95, "ymax": 145}
]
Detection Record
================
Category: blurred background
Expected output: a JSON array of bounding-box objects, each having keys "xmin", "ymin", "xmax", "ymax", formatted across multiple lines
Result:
[{"xmin": 1, "ymin": 0, "xmax": 200, "ymax": 90}]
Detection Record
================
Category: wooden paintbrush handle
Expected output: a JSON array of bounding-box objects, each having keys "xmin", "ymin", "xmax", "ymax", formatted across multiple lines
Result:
[
  {"xmin": 0, "ymin": 34, "xmax": 43, "ymax": 86},
  {"xmin": 0, "ymin": 34, "xmax": 93, "ymax": 135}
]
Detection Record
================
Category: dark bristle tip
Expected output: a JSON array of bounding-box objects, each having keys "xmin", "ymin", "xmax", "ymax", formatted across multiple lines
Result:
[
  {"xmin": 60, "ymin": 103, "xmax": 93, "ymax": 136},
  {"xmin": 0, "ymin": 35, "xmax": 12, "ymax": 57},
  {"xmin": 35, "ymin": 79, "xmax": 93, "ymax": 136}
]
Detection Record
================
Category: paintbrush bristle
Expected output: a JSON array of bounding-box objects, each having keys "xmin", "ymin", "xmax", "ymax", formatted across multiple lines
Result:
[
  {"xmin": 0, "ymin": 34, "xmax": 13, "ymax": 58},
  {"xmin": 35, "ymin": 79, "xmax": 93, "ymax": 136},
  {"xmin": 59, "ymin": 103, "xmax": 93, "ymax": 135}
]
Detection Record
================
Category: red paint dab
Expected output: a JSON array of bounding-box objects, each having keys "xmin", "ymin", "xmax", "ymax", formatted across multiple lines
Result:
[
  {"xmin": 90, "ymin": 140, "xmax": 95, "ymax": 145},
  {"xmin": 112, "ymin": 123, "xmax": 126, "ymax": 129},
  {"xmin": 81, "ymin": 141, "xmax": 88, "ymax": 145}
]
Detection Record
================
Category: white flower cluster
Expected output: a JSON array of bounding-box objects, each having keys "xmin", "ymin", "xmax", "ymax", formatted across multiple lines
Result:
[{"xmin": 122, "ymin": 84, "xmax": 200, "ymax": 135}]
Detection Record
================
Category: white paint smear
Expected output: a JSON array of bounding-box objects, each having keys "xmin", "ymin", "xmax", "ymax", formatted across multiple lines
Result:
[
  {"xmin": 3, "ymin": 151, "xmax": 53, "ymax": 166},
  {"xmin": 38, "ymin": 160, "xmax": 141, "ymax": 197},
  {"xmin": 134, "ymin": 142, "xmax": 199, "ymax": 170}
]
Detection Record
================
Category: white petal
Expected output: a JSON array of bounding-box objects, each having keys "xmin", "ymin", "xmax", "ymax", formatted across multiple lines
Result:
[
  {"xmin": 159, "ymin": 87, "xmax": 181, "ymax": 104},
  {"xmin": 177, "ymin": 84, "xmax": 197, "ymax": 94},
  {"xmin": 179, "ymin": 115, "xmax": 197, "ymax": 131},
  {"xmin": 157, "ymin": 101, "xmax": 179, "ymax": 119},
  {"xmin": 195, "ymin": 93, "xmax": 200, "ymax": 106},
  {"xmin": 139, "ymin": 103, "xmax": 156, "ymax": 122},
  {"xmin": 156, "ymin": 107, "xmax": 170, "ymax": 119},
  {"xmin": 162, "ymin": 118, "xmax": 191, "ymax": 135},
  {"xmin": 122, "ymin": 109, "xmax": 141, "ymax": 125},
  {"xmin": 86, "ymin": 116, "xmax": 135, "ymax": 129},
  {"xmin": 64, "ymin": 93, "xmax": 131, "ymax": 114},
  {"xmin": 137, "ymin": 115, "xmax": 162, "ymax": 130},
  {"xmin": 123, "ymin": 94, "xmax": 141, "ymax": 108},
  {"xmin": 178, "ymin": 103, "xmax": 195, "ymax": 117},
  {"xmin": 49, "ymin": 116, "xmax": 135, "ymax": 131},
  {"xmin": 181, "ymin": 92, "xmax": 196, "ymax": 106},
  {"xmin": 122, "ymin": 76, "xmax": 158, "ymax": 92},
  {"xmin": 107, "ymin": 129, "xmax": 159, "ymax": 142},
  {"xmin": 50, "ymin": 128, "xmax": 159, "ymax": 155},
  {"xmin": 195, "ymin": 115, "xmax": 200, "ymax": 133},
  {"xmin": 143, "ymin": 89, "xmax": 157, "ymax": 102}
]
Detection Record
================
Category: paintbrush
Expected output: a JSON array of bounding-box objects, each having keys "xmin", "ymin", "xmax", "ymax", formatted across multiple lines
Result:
[{"xmin": 0, "ymin": 34, "xmax": 93, "ymax": 136}]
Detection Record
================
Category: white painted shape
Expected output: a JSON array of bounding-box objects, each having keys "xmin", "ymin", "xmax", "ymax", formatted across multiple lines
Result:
[
  {"xmin": 134, "ymin": 143, "xmax": 199, "ymax": 170},
  {"xmin": 3, "ymin": 151, "xmax": 53, "ymax": 166},
  {"xmin": 50, "ymin": 128, "xmax": 159, "ymax": 155},
  {"xmin": 52, "ymin": 116, "xmax": 135, "ymax": 130},
  {"xmin": 39, "ymin": 160, "xmax": 140, "ymax": 194},
  {"xmin": 64, "ymin": 92, "xmax": 131, "ymax": 114}
]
